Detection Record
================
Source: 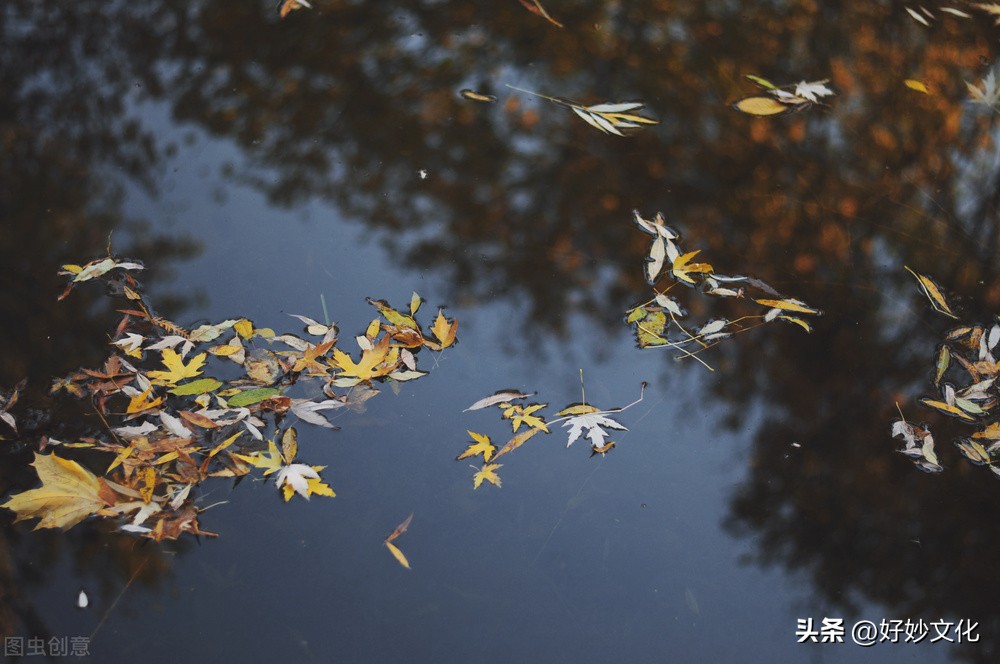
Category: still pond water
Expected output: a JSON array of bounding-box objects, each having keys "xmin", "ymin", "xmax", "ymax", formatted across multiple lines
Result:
[{"xmin": 3, "ymin": 1, "xmax": 1000, "ymax": 662}]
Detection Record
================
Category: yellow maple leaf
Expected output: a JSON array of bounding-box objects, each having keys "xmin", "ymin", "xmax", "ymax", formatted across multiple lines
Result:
[
  {"xmin": 456, "ymin": 431, "xmax": 496, "ymax": 462},
  {"xmin": 126, "ymin": 386, "xmax": 164, "ymax": 414},
  {"xmin": 427, "ymin": 309, "xmax": 458, "ymax": 349},
  {"xmin": 505, "ymin": 403, "xmax": 549, "ymax": 433},
  {"xmin": 147, "ymin": 349, "xmax": 207, "ymax": 386},
  {"xmin": 232, "ymin": 440, "xmax": 284, "ymax": 476},
  {"xmin": 671, "ymin": 250, "xmax": 714, "ymax": 284},
  {"xmin": 329, "ymin": 335, "xmax": 397, "ymax": 383},
  {"xmin": 2, "ymin": 453, "xmax": 106, "ymax": 529},
  {"xmin": 473, "ymin": 463, "xmax": 502, "ymax": 489},
  {"xmin": 292, "ymin": 339, "xmax": 336, "ymax": 374}
]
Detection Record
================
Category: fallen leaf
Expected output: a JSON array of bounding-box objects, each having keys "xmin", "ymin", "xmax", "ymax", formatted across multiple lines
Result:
[
  {"xmin": 517, "ymin": 0, "xmax": 563, "ymax": 27},
  {"xmin": 147, "ymin": 350, "xmax": 207, "ymax": 386},
  {"xmin": 2, "ymin": 453, "xmax": 106, "ymax": 529},
  {"xmin": 463, "ymin": 390, "xmax": 533, "ymax": 411},
  {"xmin": 473, "ymin": 463, "xmax": 503, "ymax": 489},
  {"xmin": 385, "ymin": 541, "xmax": 410, "ymax": 569},
  {"xmin": 905, "ymin": 266, "xmax": 958, "ymax": 318},
  {"xmin": 457, "ymin": 431, "xmax": 496, "ymax": 462}
]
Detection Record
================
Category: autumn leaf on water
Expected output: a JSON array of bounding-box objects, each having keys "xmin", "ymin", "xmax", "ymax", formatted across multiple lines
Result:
[
  {"xmin": 147, "ymin": 349, "xmax": 208, "ymax": 386},
  {"xmin": 460, "ymin": 89, "xmax": 498, "ymax": 103},
  {"xmin": 2, "ymin": 453, "xmax": 107, "ymax": 529},
  {"xmin": 473, "ymin": 463, "xmax": 503, "ymax": 489},
  {"xmin": 502, "ymin": 403, "xmax": 549, "ymax": 433},
  {"xmin": 671, "ymin": 250, "xmax": 714, "ymax": 285},
  {"xmin": 426, "ymin": 309, "xmax": 458, "ymax": 350},
  {"xmin": 457, "ymin": 431, "xmax": 496, "ymax": 462},
  {"xmin": 905, "ymin": 79, "xmax": 930, "ymax": 94},
  {"xmin": 329, "ymin": 335, "xmax": 397, "ymax": 386},
  {"xmin": 904, "ymin": 266, "xmax": 958, "ymax": 319},
  {"xmin": 966, "ymin": 70, "xmax": 1000, "ymax": 111},
  {"xmin": 464, "ymin": 390, "xmax": 533, "ymax": 412},
  {"xmin": 505, "ymin": 85, "xmax": 658, "ymax": 136},
  {"xmin": 517, "ymin": 0, "xmax": 563, "ymax": 27},
  {"xmin": 892, "ymin": 418, "xmax": 943, "ymax": 472},
  {"xmin": 732, "ymin": 76, "xmax": 834, "ymax": 116},
  {"xmin": 557, "ymin": 404, "xmax": 627, "ymax": 450},
  {"xmin": 492, "ymin": 427, "xmax": 541, "ymax": 461},
  {"xmin": 384, "ymin": 513, "xmax": 413, "ymax": 569},
  {"xmin": 279, "ymin": 0, "xmax": 312, "ymax": 18}
]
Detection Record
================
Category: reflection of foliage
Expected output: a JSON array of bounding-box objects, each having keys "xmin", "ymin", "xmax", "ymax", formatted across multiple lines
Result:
[{"xmin": 4, "ymin": 259, "xmax": 457, "ymax": 538}]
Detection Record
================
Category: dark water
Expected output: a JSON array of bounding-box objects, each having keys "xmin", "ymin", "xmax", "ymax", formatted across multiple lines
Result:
[{"xmin": 3, "ymin": 1, "xmax": 1000, "ymax": 662}]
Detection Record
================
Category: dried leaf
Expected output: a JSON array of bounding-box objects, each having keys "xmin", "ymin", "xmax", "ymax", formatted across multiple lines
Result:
[
  {"xmin": 2, "ymin": 453, "xmax": 106, "ymax": 530},
  {"xmin": 905, "ymin": 266, "xmax": 958, "ymax": 319},
  {"xmin": 517, "ymin": 0, "xmax": 563, "ymax": 28},
  {"xmin": 464, "ymin": 390, "xmax": 533, "ymax": 412}
]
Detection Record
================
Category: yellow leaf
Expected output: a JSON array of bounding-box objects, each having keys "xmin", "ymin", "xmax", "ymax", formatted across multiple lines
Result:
[
  {"xmin": 292, "ymin": 339, "xmax": 336, "ymax": 374},
  {"xmin": 506, "ymin": 403, "xmax": 549, "ymax": 433},
  {"xmin": 126, "ymin": 386, "xmax": 164, "ymax": 414},
  {"xmin": 753, "ymin": 298, "xmax": 822, "ymax": 315},
  {"xmin": 919, "ymin": 398, "xmax": 976, "ymax": 421},
  {"xmin": 140, "ymin": 466, "xmax": 157, "ymax": 504},
  {"xmin": 305, "ymin": 477, "xmax": 335, "ymax": 498},
  {"xmin": 234, "ymin": 319, "xmax": 254, "ymax": 339},
  {"xmin": 2, "ymin": 453, "xmax": 105, "ymax": 529},
  {"xmin": 385, "ymin": 541, "xmax": 411, "ymax": 569},
  {"xmin": 671, "ymin": 250, "xmax": 714, "ymax": 284},
  {"xmin": 905, "ymin": 266, "xmax": 958, "ymax": 319},
  {"xmin": 557, "ymin": 404, "xmax": 600, "ymax": 416},
  {"xmin": 457, "ymin": 431, "xmax": 495, "ymax": 462},
  {"xmin": 732, "ymin": 96, "xmax": 794, "ymax": 116},
  {"xmin": 493, "ymin": 427, "xmax": 541, "ymax": 461},
  {"xmin": 233, "ymin": 440, "xmax": 284, "ymax": 476},
  {"xmin": 429, "ymin": 309, "xmax": 458, "ymax": 349},
  {"xmin": 147, "ymin": 350, "xmax": 207, "ymax": 386},
  {"xmin": 281, "ymin": 427, "xmax": 298, "ymax": 464},
  {"xmin": 904, "ymin": 79, "xmax": 929, "ymax": 94},
  {"xmin": 330, "ymin": 335, "xmax": 396, "ymax": 382},
  {"xmin": 209, "ymin": 431, "xmax": 243, "ymax": 458},
  {"xmin": 778, "ymin": 316, "xmax": 813, "ymax": 333},
  {"xmin": 473, "ymin": 463, "xmax": 503, "ymax": 489}
]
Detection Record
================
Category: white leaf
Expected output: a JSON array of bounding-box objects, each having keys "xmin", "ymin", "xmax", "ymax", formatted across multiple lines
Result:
[
  {"xmin": 159, "ymin": 412, "xmax": 193, "ymax": 438},
  {"xmin": 275, "ymin": 464, "xmax": 320, "ymax": 499},
  {"xmin": 793, "ymin": 80, "xmax": 834, "ymax": 102},
  {"xmin": 905, "ymin": 6, "xmax": 931, "ymax": 25},
  {"xmin": 464, "ymin": 390, "xmax": 533, "ymax": 412},
  {"xmin": 764, "ymin": 308, "xmax": 782, "ymax": 322},
  {"xmin": 562, "ymin": 412, "xmax": 628, "ymax": 449},
  {"xmin": 77, "ymin": 590, "xmax": 89, "ymax": 609},
  {"xmin": 146, "ymin": 335, "xmax": 187, "ymax": 351},
  {"xmin": 585, "ymin": 101, "xmax": 645, "ymax": 113},
  {"xmin": 698, "ymin": 319, "xmax": 728, "ymax": 337},
  {"xmin": 114, "ymin": 421, "xmax": 160, "ymax": 438},
  {"xmin": 290, "ymin": 398, "xmax": 345, "ymax": 429},
  {"xmin": 646, "ymin": 236, "xmax": 667, "ymax": 284}
]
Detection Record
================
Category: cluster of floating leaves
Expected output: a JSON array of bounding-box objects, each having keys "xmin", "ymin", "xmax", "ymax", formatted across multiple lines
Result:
[
  {"xmin": 458, "ymin": 380, "xmax": 645, "ymax": 489},
  {"xmin": 624, "ymin": 211, "xmax": 822, "ymax": 370},
  {"xmin": 731, "ymin": 76, "xmax": 836, "ymax": 117},
  {"xmin": 893, "ymin": 268, "xmax": 1000, "ymax": 476},
  {"xmin": 1, "ymin": 256, "xmax": 458, "ymax": 540}
]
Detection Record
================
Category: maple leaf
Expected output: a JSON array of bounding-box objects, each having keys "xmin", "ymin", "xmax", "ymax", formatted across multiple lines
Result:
[
  {"xmin": 291, "ymin": 339, "xmax": 336, "ymax": 374},
  {"xmin": 2, "ymin": 453, "xmax": 107, "ymax": 529},
  {"xmin": 329, "ymin": 335, "xmax": 397, "ymax": 385},
  {"xmin": 126, "ymin": 386, "xmax": 164, "ymax": 414},
  {"xmin": 147, "ymin": 349, "xmax": 207, "ymax": 386},
  {"xmin": 671, "ymin": 250, "xmax": 714, "ymax": 285},
  {"xmin": 277, "ymin": 465, "xmax": 335, "ymax": 501},
  {"xmin": 233, "ymin": 440, "xmax": 284, "ymax": 476},
  {"xmin": 427, "ymin": 309, "xmax": 458, "ymax": 349},
  {"xmin": 457, "ymin": 431, "xmax": 496, "ymax": 462},
  {"xmin": 473, "ymin": 463, "xmax": 502, "ymax": 489},
  {"xmin": 558, "ymin": 404, "xmax": 628, "ymax": 449},
  {"xmin": 502, "ymin": 403, "xmax": 550, "ymax": 433}
]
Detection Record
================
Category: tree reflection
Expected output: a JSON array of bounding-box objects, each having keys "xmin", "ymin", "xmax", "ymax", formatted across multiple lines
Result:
[{"xmin": 6, "ymin": 0, "xmax": 1000, "ymax": 659}]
